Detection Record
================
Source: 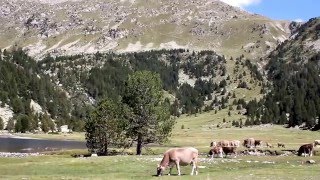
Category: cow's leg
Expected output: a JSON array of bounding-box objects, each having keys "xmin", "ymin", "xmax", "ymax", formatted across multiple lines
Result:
[
  {"xmin": 220, "ymin": 150, "xmax": 223, "ymax": 158},
  {"xmin": 190, "ymin": 161, "xmax": 195, "ymax": 175},
  {"xmin": 175, "ymin": 161, "xmax": 181, "ymax": 176},
  {"xmin": 304, "ymin": 149, "xmax": 307, "ymax": 157},
  {"xmin": 168, "ymin": 164, "xmax": 174, "ymax": 176},
  {"xmin": 195, "ymin": 162, "xmax": 198, "ymax": 175}
]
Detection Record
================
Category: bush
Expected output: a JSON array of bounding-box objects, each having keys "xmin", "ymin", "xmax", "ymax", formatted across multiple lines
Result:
[{"xmin": 181, "ymin": 124, "xmax": 185, "ymax": 129}]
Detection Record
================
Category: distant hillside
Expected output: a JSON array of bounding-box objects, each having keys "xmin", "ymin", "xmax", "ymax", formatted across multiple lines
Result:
[
  {"xmin": 0, "ymin": 49, "xmax": 77, "ymax": 130},
  {"xmin": 0, "ymin": 47, "xmax": 269, "ymax": 131},
  {"xmin": 246, "ymin": 18, "xmax": 320, "ymax": 129},
  {"xmin": 0, "ymin": 0, "xmax": 290, "ymax": 59}
]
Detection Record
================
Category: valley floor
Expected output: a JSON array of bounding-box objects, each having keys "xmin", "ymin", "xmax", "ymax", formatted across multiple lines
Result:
[{"xmin": 0, "ymin": 154, "xmax": 320, "ymax": 179}]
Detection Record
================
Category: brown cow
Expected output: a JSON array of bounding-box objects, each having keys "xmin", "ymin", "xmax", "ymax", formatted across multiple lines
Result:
[
  {"xmin": 217, "ymin": 140, "xmax": 230, "ymax": 147},
  {"xmin": 209, "ymin": 146, "xmax": 223, "ymax": 159},
  {"xmin": 243, "ymin": 138, "xmax": 255, "ymax": 148},
  {"xmin": 298, "ymin": 143, "xmax": 315, "ymax": 157},
  {"xmin": 157, "ymin": 147, "xmax": 198, "ymax": 176},
  {"xmin": 222, "ymin": 146, "xmax": 237, "ymax": 157},
  {"xmin": 230, "ymin": 140, "xmax": 241, "ymax": 147}
]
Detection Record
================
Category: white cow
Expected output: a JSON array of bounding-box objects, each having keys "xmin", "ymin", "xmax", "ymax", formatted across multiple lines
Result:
[{"xmin": 157, "ymin": 147, "xmax": 198, "ymax": 176}]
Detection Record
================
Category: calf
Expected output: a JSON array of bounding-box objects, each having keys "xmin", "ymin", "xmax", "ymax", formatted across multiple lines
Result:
[
  {"xmin": 298, "ymin": 143, "xmax": 314, "ymax": 157},
  {"xmin": 157, "ymin": 147, "xmax": 198, "ymax": 176}
]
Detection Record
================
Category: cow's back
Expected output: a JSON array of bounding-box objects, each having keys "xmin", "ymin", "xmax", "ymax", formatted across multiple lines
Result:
[{"xmin": 169, "ymin": 147, "xmax": 198, "ymax": 165}]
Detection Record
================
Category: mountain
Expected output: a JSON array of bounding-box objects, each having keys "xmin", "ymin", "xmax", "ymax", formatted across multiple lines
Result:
[
  {"xmin": 247, "ymin": 18, "xmax": 320, "ymax": 129},
  {"xmin": 1, "ymin": 0, "xmax": 319, "ymax": 131},
  {"xmin": 0, "ymin": 0, "xmax": 290, "ymax": 59}
]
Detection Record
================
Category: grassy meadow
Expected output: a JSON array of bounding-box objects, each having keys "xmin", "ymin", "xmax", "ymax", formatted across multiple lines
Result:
[{"xmin": 2, "ymin": 111, "xmax": 320, "ymax": 179}]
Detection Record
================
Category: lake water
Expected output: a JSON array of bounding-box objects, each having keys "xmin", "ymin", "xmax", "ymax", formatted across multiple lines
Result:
[{"xmin": 0, "ymin": 136, "xmax": 86, "ymax": 153}]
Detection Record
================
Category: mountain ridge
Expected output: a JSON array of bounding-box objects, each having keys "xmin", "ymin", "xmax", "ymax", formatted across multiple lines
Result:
[{"xmin": 0, "ymin": 0, "xmax": 290, "ymax": 59}]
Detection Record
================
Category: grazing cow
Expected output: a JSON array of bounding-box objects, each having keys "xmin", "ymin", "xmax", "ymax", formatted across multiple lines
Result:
[
  {"xmin": 157, "ymin": 147, "xmax": 198, "ymax": 176},
  {"xmin": 254, "ymin": 140, "xmax": 262, "ymax": 147},
  {"xmin": 298, "ymin": 143, "xmax": 315, "ymax": 157},
  {"xmin": 209, "ymin": 146, "xmax": 223, "ymax": 159},
  {"xmin": 230, "ymin": 140, "xmax": 241, "ymax": 147},
  {"xmin": 277, "ymin": 143, "xmax": 285, "ymax": 148},
  {"xmin": 314, "ymin": 140, "xmax": 320, "ymax": 146},
  {"xmin": 243, "ymin": 138, "xmax": 255, "ymax": 148},
  {"xmin": 222, "ymin": 146, "xmax": 237, "ymax": 157},
  {"xmin": 266, "ymin": 142, "xmax": 274, "ymax": 148}
]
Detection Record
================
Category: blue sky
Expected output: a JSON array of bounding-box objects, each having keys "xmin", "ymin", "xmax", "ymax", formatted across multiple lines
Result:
[{"xmin": 221, "ymin": 0, "xmax": 319, "ymax": 22}]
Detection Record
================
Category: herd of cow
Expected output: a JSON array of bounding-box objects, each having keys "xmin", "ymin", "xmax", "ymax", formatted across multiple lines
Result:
[{"xmin": 156, "ymin": 138, "xmax": 320, "ymax": 176}]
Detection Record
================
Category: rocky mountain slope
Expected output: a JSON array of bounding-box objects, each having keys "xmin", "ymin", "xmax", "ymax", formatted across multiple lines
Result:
[
  {"xmin": 267, "ymin": 18, "xmax": 320, "ymax": 64},
  {"xmin": 0, "ymin": 0, "xmax": 291, "ymax": 59}
]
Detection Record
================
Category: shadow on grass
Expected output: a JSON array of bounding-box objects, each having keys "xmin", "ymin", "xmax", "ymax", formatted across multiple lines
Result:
[{"xmin": 151, "ymin": 174, "xmax": 187, "ymax": 177}]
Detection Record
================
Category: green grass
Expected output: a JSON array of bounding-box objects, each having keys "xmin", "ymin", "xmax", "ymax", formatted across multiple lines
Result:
[
  {"xmin": 1, "ymin": 154, "xmax": 320, "ymax": 179},
  {"xmin": 4, "ymin": 109, "xmax": 320, "ymax": 179},
  {"xmin": 4, "ymin": 111, "xmax": 320, "ymax": 179}
]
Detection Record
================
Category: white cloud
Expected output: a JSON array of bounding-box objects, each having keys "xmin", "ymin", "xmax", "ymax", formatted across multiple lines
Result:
[
  {"xmin": 293, "ymin": 18, "xmax": 304, "ymax": 23},
  {"xmin": 220, "ymin": 0, "xmax": 262, "ymax": 8}
]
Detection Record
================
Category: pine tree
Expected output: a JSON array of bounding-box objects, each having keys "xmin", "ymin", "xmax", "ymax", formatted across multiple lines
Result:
[
  {"xmin": 85, "ymin": 98, "xmax": 129, "ymax": 155},
  {"xmin": 122, "ymin": 71, "xmax": 174, "ymax": 155}
]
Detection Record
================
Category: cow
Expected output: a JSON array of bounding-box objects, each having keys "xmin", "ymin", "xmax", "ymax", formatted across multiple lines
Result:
[
  {"xmin": 156, "ymin": 147, "xmax": 198, "ymax": 176},
  {"xmin": 298, "ymin": 143, "xmax": 315, "ymax": 157},
  {"xmin": 243, "ymin": 138, "xmax": 255, "ymax": 148},
  {"xmin": 209, "ymin": 146, "xmax": 223, "ymax": 159},
  {"xmin": 217, "ymin": 140, "xmax": 230, "ymax": 147},
  {"xmin": 277, "ymin": 143, "xmax": 285, "ymax": 148},
  {"xmin": 222, "ymin": 146, "xmax": 237, "ymax": 157},
  {"xmin": 230, "ymin": 140, "xmax": 241, "ymax": 147}
]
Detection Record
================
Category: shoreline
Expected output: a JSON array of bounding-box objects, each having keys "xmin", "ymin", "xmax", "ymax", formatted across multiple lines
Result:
[
  {"xmin": 0, "ymin": 132, "xmax": 39, "ymax": 139},
  {"xmin": 0, "ymin": 152, "xmax": 43, "ymax": 158}
]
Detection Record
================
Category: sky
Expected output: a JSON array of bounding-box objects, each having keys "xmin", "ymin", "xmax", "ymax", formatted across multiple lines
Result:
[{"xmin": 221, "ymin": 0, "xmax": 320, "ymax": 22}]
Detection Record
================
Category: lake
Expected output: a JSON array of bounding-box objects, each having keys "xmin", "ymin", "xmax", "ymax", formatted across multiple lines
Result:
[{"xmin": 0, "ymin": 136, "xmax": 86, "ymax": 153}]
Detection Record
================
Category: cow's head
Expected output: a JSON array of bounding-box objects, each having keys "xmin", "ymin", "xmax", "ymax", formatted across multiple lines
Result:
[{"xmin": 156, "ymin": 164, "xmax": 165, "ymax": 176}]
